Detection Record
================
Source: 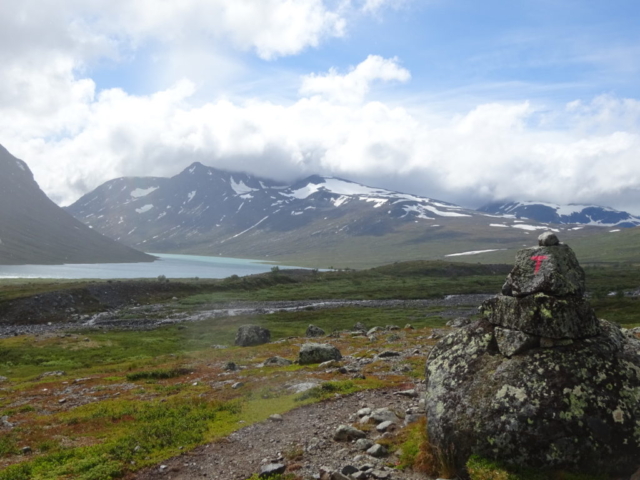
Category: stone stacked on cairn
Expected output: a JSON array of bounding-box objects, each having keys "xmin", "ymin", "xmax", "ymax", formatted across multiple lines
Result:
[
  {"xmin": 424, "ymin": 233, "xmax": 640, "ymax": 476},
  {"xmin": 481, "ymin": 233, "xmax": 600, "ymax": 356}
]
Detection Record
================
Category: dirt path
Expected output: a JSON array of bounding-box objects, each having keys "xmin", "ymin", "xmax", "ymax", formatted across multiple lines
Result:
[{"xmin": 133, "ymin": 387, "xmax": 431, "ymax": 480}]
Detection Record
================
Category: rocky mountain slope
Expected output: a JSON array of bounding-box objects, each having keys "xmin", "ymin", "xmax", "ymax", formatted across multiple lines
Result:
[
  {"xmin": 65, "ymin": 163, "xmax": 633, "ymax": 267},
  {"xmin": 0, "ymin": 145, "xmax": 154, "ymax": 265},
  {"xmin": 479, "ymin": 201, "xmax": 640, "ymax": 227}
]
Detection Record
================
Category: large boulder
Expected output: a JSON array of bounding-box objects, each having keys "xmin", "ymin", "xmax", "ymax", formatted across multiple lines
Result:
[
  {"xmin": 425, "ymin": 233, "xmax": 640, "ymax": 476},
  {"xmin": 298, "ymin": 343, "xmax": 342, "ymax": 365},
  {"xmin": 425, "ymin": 319, "xmax": 640, "ymax": 475},
  {"xmin": 234, "ymin": 325, "xmax": 271, "ymax": 347}
]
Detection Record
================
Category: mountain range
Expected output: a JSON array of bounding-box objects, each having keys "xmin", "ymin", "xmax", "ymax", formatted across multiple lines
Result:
[
  {"xmin": 65, "ymin": 162, "xmax": 638, "ymax": 268},
  {"xmin": 479, "ymin": 202, "xmax": 640, "ymax": 228},
  {"xmin": 0, "ymin": 145, "xmax": 153, "ymax": 265}
]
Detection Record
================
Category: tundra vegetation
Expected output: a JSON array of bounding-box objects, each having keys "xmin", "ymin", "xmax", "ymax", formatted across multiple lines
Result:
[{"xmin": 0, "ymin": 261, "xmax": 638, "ymax": 479}]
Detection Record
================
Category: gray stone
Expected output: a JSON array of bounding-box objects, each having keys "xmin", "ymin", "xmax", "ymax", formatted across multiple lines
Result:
[
  {"xmin": 425, "ymin": 317, "xmax": 640, "ymax": 474},
  {"xmin": 355, "ymin": 438, "xmax": 374, "ymax": 451},
  {"xmin": 357, "ymin": 407, "xmax": 372, "ymax": 417},
  {"xmin": 351, "ymin": 471, "xmax": 368, "ymax": 479},
  {"xmin": 483, "ymin": 294, "xmax": 600, "ymax": 339},
  {"xmin": 263, "ymin": 356, "xmax": 292, "ymax": 367},
  {"xmin": 331, "ymin": 473, "xmax": 350, "ymax": 480},
  {"xmin": 268, "ymin": 414, "xmax": 283, "ymax": 422},
  {"xmin": 538, "ymin": 231, "xmax": 560, "ymax": 246},
  {"xmin": 235, "ymin": 324, "xmax": 271, "ymax": 347},
  {"xmin": 333, "ymin": 425, "xmax": 366, "ymax": 441},
  {"xmin": 370, "ymin": 470, "xmax": 391, "ymax": 479},
  {"xmin": 376, "ymin": 420, "xmax": 395, "ymax": 432},
  {"xmin": 0, "ymin": 376, "xmax": 8, "ymax": 383},
  {"xmin": 353, "ymin": 322, "xmax": 368, "ymax": 332},
  {"xmin": 501, "ymin": 243, "xmax": 585, "ymax": 297},
  {"xmin": 377, "ymin": 351, "xmax": 400, "ymax": 358},
  {"xmin": 494, "ymin": 327, "xmax": 539, "ymax": 357},
  {"xmin": 231, "ymin": 382, "xmax": 244, "ymax": 389},
  {"xmin": 370, "ymin": 408, "xmax": 399, "ymax": 424},
  {"xmin": 366, "ymin": 444, "xmax": 388, "ymax": 458},
  {"xmin": 367, "ymin": 327, "xmax": 383, "ymax": 336},
  {"xmin": 394, "ymin": 389, "xmax": 418, "ymax": 398},
  {"xmin": 341, "ymin": 465, "xmax": 359, "ymax": 476},
  {"xmin": 299, "ymin": 343, "xmax": 342, "ymax": 365},
  {"xmin": 260, "ymin": 463, "xmax": 286, "ymax": 477},
  {"xmin": 306, "ymin": 324, "xmax": 326, "ymax": 337},
  {"xmin": 223, "ymin": 361, "xmax": 238, "ymax": 371},
  {"xmin": 446, "ymin": 317, "xmax": 472, "ymax": 328}
]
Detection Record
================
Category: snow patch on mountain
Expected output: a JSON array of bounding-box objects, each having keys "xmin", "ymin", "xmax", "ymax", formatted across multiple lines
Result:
[
  {"xmin": 131, "ymin": 187, "xmax": 158, "ymax": 198},
  {"xmin": 135, "ymin": 204, "xmax": 154, "ymax": 214}
]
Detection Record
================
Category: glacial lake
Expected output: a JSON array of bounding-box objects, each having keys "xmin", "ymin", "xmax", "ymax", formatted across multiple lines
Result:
[{"xmin": 0, "ymin": 253, "xmax": 301, "ymax": 280}]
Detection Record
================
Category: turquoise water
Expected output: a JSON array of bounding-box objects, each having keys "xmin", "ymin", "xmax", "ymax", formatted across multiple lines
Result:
[{"xmin": 0, "ymin": 253, "xmax": 296, "ymax": 280}]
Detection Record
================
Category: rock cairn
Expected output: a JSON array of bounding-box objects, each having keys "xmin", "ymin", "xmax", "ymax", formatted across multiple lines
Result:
[{"xmin": 425, "ymin": 233, "xmax": 640, "ymax": 475}]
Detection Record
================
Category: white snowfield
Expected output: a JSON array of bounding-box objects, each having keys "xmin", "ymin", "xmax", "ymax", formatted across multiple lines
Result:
[
  {"xmin": 135, "ymin": 204, "xmax": 153, "ymax": 214},
  {"xmin": 230, "ymin": 177, "xmax": 256, "ymax": 195},
  {"xmin": 130, "ymin": 187, "xmax": 158, "ymax": 198},
  {"xmin": 445, "ymin": 249, "xmax": 502, "ymax": 257}
]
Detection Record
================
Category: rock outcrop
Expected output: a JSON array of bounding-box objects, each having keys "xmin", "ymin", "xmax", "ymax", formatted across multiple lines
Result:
[
  {"xmin": 234, "ymin": 325, "xmax": 271, "ymax": 347},
  {"xmin": 298, "ymin": 343, "xmax": 342, "ymax": 365},
  {"xmin": 425, "ymin": 233, "xmax": 640, "ymax": 475}
]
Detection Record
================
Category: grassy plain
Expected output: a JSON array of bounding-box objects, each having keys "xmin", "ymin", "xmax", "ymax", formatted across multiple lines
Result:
[{"xmin": 0, "ymin": 261, "xmax": 639, "ymax": 479}]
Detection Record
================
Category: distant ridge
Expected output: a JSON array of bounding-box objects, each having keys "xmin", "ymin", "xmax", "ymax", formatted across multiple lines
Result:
[
  {"xmin": 64, "ymin": 161, "xmax": 639, "ymax": 268},
  {"xmin": 0, "ymin": 145, "xmax": 154, "ymax": 265},
  {"xmin": 479, "ymin": 201, "xmax": 640, "ymax": 228}
]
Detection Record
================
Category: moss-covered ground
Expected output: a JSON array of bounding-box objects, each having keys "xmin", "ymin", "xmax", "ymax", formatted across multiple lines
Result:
[{"xmin": 0, "ymin": 260, "xmax": 638, "ymax": 479}]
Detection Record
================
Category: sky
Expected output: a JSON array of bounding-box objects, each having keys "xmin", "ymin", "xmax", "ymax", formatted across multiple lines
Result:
[{"xmin": 2, "ymin": 0, "xmax": 640, "ymax": 213}]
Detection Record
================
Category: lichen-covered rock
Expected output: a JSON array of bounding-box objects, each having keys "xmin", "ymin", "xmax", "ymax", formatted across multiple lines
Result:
[
  {"xmin": 425, "ymin": 318, "xmax": 640, "ymax": 475},
  {"xmin": 483, "ymin": 293, "xmax": 600, "ymax": 339},
  {"xmin": 494, "ymin": 327, "xmax": 539, "ymax": 357},
  {"xmin": 298, "ymin": 343, "xmax": 342, "ymax": 365},
  {"xmin": 501, "ymin": 244, "xmax": 585, "ymax": 297},
  {"xmin": 234, "ymin": 324, "xmax": 271, "ymax": 347},
  {"xmin": 306, "ymin": 324, "xmax": 326, "ymax": 337}
]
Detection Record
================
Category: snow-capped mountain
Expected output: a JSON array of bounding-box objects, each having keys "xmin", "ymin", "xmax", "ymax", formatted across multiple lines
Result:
[
  {"xmin": 0, "ymin": 144, "xmax": 153, "ymax": 265},
  {"xmin": 65, "ymin": 162, "xmax": 476, "ymax": 254},
  {"xmin": 479, "ymin": 202, "xmax": 640, "ymax": 228},
  {"xmin": 66, "ymin": 162, "xmax": 636, "ymax": 266}
]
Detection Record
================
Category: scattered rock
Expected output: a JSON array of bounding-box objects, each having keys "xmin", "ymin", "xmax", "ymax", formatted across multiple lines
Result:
[
  {"xmin": 538, "ymin": 231, "xmax": 559, "ymax": 246},
  {"xmin": 21, "ymin": 446, "xmax": 32, "ymax": 454},
  {"xmin": 259, "ymin": 463, "xmax": 286, "ymax": 477},
  {"xmin": 353, "ymin": 322, "xmax": 368, "ymax": 333},
  {"xmin": 366, "ymin": 444, "xmax": 388, "ymax": 458},
  {"xmin": 306, "ymin": 324, "xmax": 326, "ymax": 337},
  {"xmin": 231, "ymin": 382, "xmax": 244, "ymax": 389},
  {"xmin": 263, "ymin": 356, "xmax": 292, "ymax": 367},
  {"xmin": 357, "ymin": 407, "xmax": 372, "ymax": 417},
  {"xmin": 377, "ymin": 351, "xmax": 400, "ymax": 358},
  {"xmin": 355, "ymin": 438, "xmax": 374, "ymax": 451},
  {"xmin": 268, "ymin": 414, "xmax": 283, "ymax": 422},
  {"xmin": 223, "ymin": 361, "xmax": 238, "ymax": 371},
  {"xmin": 0, "ymin": 376, "xmax": 7, "ymax": 383},
  {"xmin": 333, "ymin": 425, "xmax": 366, "ymax": 442},
  {"xmin": 299, "ymin": 343, "xmax": 342, "ymax": 365},
  {"xmin": 366, "ymin": 327, "xmax": 383, "ymax": 336},
  {"xmin": 446, "ymin": 317, "xmax": 471, "ymax": 328},
  {"xmin": 341, "ymin": 465, "xmax": 359, "ymax": 476},
  {"xmin": 235, "ymin": 325, "xmax": 271, "ymax": 347},
  {"xmin": 369, "ymin": 408, "xmax": 399, "ymax": 424},
  {"xmin": 376, "ymin": 420, "xmax": 395, "ymax": 432}
]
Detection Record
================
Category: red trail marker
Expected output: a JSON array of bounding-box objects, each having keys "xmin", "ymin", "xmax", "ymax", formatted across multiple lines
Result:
[{"xmin": 530, "ymin": 255, "xmax": 548, "ymax": 273}]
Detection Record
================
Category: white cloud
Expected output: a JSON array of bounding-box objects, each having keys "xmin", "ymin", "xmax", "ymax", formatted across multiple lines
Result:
[
  {"xmin": 300, "ymin": 55, "xmax": 411, "ymax": 103},
  {"xmin": 4, "ymin": 65, "xmax": 640, "ymax": 215}
]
